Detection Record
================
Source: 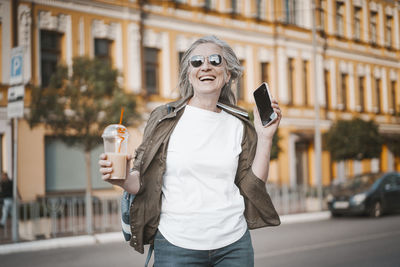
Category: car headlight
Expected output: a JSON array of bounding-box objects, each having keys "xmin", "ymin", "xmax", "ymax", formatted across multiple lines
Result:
[
  {"xmin": 351, "ymin": 193, "xmax": 367, "ymax": 205},
  {"xmin": 326, "ymin": 194, "xmax": 334, "ymax": 202}
]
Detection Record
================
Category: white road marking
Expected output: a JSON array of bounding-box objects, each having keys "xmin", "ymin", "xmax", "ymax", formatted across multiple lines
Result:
[{"xmin": 255, "ymin": 230, "xmax": 400, "ymax": 259}]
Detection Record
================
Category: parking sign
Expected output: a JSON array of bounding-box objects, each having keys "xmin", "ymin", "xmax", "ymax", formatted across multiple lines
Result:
[
  {"xmin": 7, "ymin": 85, "xmax": 25, "ymax": 119},
  {"xmin": 10, "ymin": 47, "xmax": 24, "ymax": 85}
]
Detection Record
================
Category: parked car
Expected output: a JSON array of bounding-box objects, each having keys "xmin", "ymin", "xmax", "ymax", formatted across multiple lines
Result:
[{"xmin": 326, "ymin": 172, "xmax": 400, "ymax": 218}]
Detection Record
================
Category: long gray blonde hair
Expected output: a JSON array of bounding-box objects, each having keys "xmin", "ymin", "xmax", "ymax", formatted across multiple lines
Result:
[{"xmin": 178, "ymin": 35, "xmax": 243, "ymax": 105}]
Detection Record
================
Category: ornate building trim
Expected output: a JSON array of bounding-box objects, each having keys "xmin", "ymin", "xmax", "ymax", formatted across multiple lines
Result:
[
  {"xmin": 369, "ymin": 2, "xmax": 378, "ymax": 12},
  {"xmin": 92, "ymin": 20, "xmax": 117, "ymax": 40},
  {"xmin": 38, "ymin": 11, "xmax": 67, "ymax": 32},
  {"xmin": 144, "ymin": 29, "xmax": 163, "ymax": 49},
  {"xmin": 353, "ymin": 0, "xmax": 362, "ymax": 8},
  {"xmin": 19, "ymin": 5, "xmax": 32, "ymax": 84}
]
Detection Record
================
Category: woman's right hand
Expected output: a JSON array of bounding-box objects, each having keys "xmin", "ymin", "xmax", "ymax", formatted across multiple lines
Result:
[
  {"xmin": 99, "ymin": 153, "xmax": 112, "ymax": 179},
  {"xmin": 99, "ymin": 153, "xmax": 140, "ymax": 194},
  {"xmin": 99, "ymin": 153, "xmax": 125, "ymax": 187}
]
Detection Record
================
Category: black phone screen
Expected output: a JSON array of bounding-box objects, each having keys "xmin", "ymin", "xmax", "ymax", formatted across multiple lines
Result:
[{"xmin": 253, "ymin": 83, "xmax": 275, "ymax": 126}]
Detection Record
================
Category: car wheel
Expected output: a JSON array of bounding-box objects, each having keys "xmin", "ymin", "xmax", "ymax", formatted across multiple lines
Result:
[
  {"xmin": 331, "ymin": 212, "xmax": 342, "ymax": 218},
  {"xmin": 369, "ymin": 201, "xmax": 382, "ymax": 218}
]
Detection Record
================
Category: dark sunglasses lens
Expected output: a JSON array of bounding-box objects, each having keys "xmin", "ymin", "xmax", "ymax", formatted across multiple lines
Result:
[
  {"xmin": 209, "ymin": 55, "xmax": 222, "ymax": 66},
  {"xmin": 190, "ymin": 56, "xmax": 204, "ymax": 67}
]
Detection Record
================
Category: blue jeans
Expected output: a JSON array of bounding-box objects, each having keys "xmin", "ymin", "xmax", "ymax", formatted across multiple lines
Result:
[
  {"xmin": 1, "ymin": 198, "xmax": 12, "ymax": 225},
  {"xmin": 154, "ymin": 229, "xmax": 254, "ymax": 267}
]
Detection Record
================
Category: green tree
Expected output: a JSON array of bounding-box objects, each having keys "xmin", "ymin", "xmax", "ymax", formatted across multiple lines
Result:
[
  {"xmin": 324, "ymin": 118, "xmax": 383, "ymax": 161},
  {"xmin": 384, "ymin": 134, "xmax": 400, "ymax": 157},
  {"xmin": 28, "ymin": 57, "xmax": 139, "ymax": 234},
  {"xmin": 384, "ymin": 112, "xmax": 400, "ymax": 157}
]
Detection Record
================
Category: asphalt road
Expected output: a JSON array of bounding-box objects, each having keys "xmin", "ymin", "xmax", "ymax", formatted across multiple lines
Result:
[{"xmin": 1, "ymin": 214, "xmax": 399, "ymax": 267}]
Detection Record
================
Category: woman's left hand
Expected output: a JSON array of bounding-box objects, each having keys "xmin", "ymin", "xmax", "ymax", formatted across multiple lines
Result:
[{"xmin": 253, "ymin": 98, "xmax": 282, "ymax": 140}]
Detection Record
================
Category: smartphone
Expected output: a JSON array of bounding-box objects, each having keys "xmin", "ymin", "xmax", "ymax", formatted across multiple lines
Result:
[{"xmin": 253, "ymin": 82, "xmax": 277, "ymax": 126}]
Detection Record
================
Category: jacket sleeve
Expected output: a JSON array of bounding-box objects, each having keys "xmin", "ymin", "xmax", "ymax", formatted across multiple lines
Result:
[
  {"xmin": 236, "ymin": 123, "xmax": 281, "ymax": 228},
  {"xmin": 131, "ymin": 106, "xmax": 164, "ymax": 173}
]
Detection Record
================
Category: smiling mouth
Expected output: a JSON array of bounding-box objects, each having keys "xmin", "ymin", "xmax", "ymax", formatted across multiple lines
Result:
[{"xmin": 199, "ymin": 76, "xmax": 216, "ymax": 82}]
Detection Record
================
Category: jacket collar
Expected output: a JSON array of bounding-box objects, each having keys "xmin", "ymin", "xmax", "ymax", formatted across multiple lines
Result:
[
  {"xmin": 165, "ymin": 95, "xmax": 249, "ymax": 119},
  {"xmin": 166, "ymin": 94, "xmax": 192, "ymax": 114}
]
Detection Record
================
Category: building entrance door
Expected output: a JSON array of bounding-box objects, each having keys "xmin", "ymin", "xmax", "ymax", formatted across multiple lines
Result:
[{"xmin": 295, "ymin": 141, "xmax": 309, "ymax": 189}]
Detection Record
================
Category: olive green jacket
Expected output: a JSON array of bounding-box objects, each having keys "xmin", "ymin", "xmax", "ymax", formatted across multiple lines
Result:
[{"xmin": 129, "ymin": 96, "xmax": 280, "ymax": 253}]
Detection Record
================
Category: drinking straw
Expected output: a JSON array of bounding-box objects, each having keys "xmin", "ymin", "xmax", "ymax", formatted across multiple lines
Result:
[
  {"xmin": 117, "ymin": 107, "xmax": 125, "ymax": 153},
  {"xmin": 119, "ymin": 107, "xmax": 124, "ymax": 125}
]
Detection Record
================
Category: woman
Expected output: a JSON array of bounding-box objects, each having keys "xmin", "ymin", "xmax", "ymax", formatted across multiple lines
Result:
[
  {"xmin": 0, "ymin": 172, "xmax": 13, "ymax": 228},
  {"xmin": 99, "ymin": 35, "xmax": 281, "ymax": 266}
]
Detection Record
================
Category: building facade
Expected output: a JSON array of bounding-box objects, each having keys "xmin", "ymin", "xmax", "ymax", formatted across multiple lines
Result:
[{"xmin": 0, "ymin": 0, "xmax": 399, "ymax": 200}]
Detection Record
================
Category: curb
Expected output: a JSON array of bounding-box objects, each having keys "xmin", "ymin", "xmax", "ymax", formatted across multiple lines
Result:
[
  {"xmin": 0, "ymin": 232, "xmax": 124, "ymax": 255},
  {"xmin": 0, "ymin": 211, "xmax": 331, "ymax": 255},
  {"xmin": 280, "ymin": 211, "xmax": 331, "ymax": 224}
]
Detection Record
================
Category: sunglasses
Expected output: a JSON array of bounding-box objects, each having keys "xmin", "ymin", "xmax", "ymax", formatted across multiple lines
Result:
[{"xmin": 189, "ymin": 54, "xmax": 223, "ymax": 68}]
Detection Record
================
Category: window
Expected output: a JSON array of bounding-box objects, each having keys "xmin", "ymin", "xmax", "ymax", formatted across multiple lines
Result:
[
  {"xmin": 40, "ymin": 30, "xmax": 62, "ymax": 87},
  {"xmin": 256, "ymin": 0, "xmax": 263, "ymax": 20},
  {"xmin": 261, "ymin": 62, "xmax": 269, "ymax": 84},
  {"xmin": 318, "ymin": 0, "xmax": 326, "ymax": 31},
  {"xmin": 340, "ymin": 73, "xmax": 347, "ymax": 110},
  {"xmin": 178, "ymin": 52, "xmax": 184, "ymax": 66},
  {"xmin": 336, "ymin": 1, "xmax": 344, "ymax": 36},
  {"xmin": 303, "ymin": 60, "xmax": 309, "ymax": 106},
  {"xmin": 94, "ymin": 38, "xmax": 112, "ymax": 61},
  {"xmin": 45, "ymin": 137, "xmax": 110, "ymax": 192},
  {"xmin": 375, "ymin": 78, "xmax": 381, "ymax": 113},
  {"xmin": 395, "ymin": 175, "xmax": 400, "ymax": 187},
  {"xmin": 231, "ymin": 0, "xmax": 240, "ymax": 15},
  {"xmin": 324, "ymin": 70, "xmax": 330, "ymax": 109},
  {"xmin": 370, "ymin": 11, "xmax": 377, "ymax": 45},
  {"xmin": 178, "ymin": 51, "xmax": 185, "ymax": 79},
  {"xmin": 0, "ymin": 134, "xmax": 3, "ymax": 172},
  {"xmin": 287, "ymin": 58, "xmax": 294, "ymax": 105},
  {"xmin": 386, "ymin": 15, "xmax": 392, "ymax": 48},
  {"xmin": 391, "ymin": 80, "xmax": 396, "ymax": 114},
  {"xmin": 205, "ymin": 0, "xmax": 212, "ymax": 10},
  {"xmin": 354, "ymin": 6, "xmax": 362, "ymax": 41},
  {"xmin": 358, "ymin": 77, "xmax": 365, "ymax": 112},
  {"xmin": 286, "ymin": 0, "xmax": 297, "ymax": 25},
  {"xmin": 236, "ymin": 60, "xmax": 245, "ymax": 101},
  {"xmin": 0, "ymin": 23, "xmax": 2, "ymax": 84},
  {"xmin": 144, "ymin": 47, "xmax": 160, "ymax": 95}
]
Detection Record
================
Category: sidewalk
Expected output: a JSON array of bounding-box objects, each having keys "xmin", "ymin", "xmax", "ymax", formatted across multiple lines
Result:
[{"xmin": 0, "ymin": 211, "xmax": 331, "ymax": 255}]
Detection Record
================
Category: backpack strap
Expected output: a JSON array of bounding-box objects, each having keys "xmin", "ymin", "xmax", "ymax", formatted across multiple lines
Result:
[
  {"xmin": 144, "ymin": 244, "xmax": 154, "ymax": 267},
  {"xmin": 121, "ymin": 191, "xmax": 135, "ymax": 241}
]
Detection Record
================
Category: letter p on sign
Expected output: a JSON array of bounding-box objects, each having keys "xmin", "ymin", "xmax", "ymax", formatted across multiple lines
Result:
[
  {"xmin": 12, "ymin": 55, "xmax": 22, "ymax": 77},
  {"xmin": 10, "ymin": 46, "xmax": 24, "ymax": 85}
]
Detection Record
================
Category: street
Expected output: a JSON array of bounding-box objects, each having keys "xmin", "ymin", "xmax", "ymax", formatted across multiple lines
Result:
[
  {"xmin": 1, "ymin": 214, "xmax": 399, "ymax": 267},
  {"xmin": 252, "ymin": 214, "xmax": 400, "ymax": 267}
]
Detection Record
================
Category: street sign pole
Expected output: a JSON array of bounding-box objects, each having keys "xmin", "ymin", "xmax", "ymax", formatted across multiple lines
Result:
[
  {"xmin": 12, "ymin": 118, "xmax": 19, "ymax": 242},
  {"xmin": 312, "ymin": 0, "xmax": 324, "ymax": 210},
  {"xmin": 9, "ymin": 46, "xmax": 24, "ymax": 242}
]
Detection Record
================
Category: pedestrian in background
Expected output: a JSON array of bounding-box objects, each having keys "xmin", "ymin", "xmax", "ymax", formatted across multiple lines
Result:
[
  {"xmin": 99, "ymin": 35, "xmax": 281, "ymax": 266},
  {"xmin": 0, "ymin": 171, "xmax": 13, "ymax": 228}
]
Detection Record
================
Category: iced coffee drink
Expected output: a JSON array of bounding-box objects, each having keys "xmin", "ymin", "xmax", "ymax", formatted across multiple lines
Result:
[{"xmin": 102, "ymin": 124, "xmax": 129, "ymax": 179}]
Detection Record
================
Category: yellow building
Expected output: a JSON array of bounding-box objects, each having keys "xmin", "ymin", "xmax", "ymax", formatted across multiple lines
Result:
[{"xmin": 0, "ymin": 0, "xmax": 399, "ymax": 201}]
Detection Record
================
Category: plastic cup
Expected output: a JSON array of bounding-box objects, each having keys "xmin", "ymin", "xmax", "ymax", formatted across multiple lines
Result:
[{"xmin": 102, "ymin": 124, "xmax": 129, "ymax": 180}]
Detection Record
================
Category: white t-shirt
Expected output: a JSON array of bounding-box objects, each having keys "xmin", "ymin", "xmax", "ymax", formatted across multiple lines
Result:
[{"xmin": 158, "ymin": 104, "xmax": 247, "ymax": 250}]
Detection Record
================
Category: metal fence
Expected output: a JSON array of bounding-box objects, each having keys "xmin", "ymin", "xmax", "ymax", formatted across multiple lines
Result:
[
  {"xmin": 0, "ymin": 186, "xmax": 328, "ymax": 244},
  {"xmin": 1, "ymin": 196, "xmax": 121, "ymax": 243},
  {"xmin": 267, "ymin": 184, "xmax": 328, "ymax": 215}
]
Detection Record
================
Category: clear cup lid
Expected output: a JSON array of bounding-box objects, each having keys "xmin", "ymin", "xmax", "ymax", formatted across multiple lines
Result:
[{"xmin": 102, "ymin": 124, "xmax": 129, "ymax": 138}]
